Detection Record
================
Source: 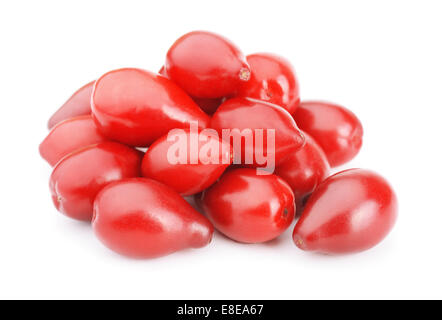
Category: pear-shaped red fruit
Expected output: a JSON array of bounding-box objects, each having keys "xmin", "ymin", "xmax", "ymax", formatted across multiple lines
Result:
[
  {"xmin": 201, "ymin": 168, "xmax": 295, "ymax": 243},
  {"xmin": 165, "ymin": 31, "xmax": 250, "ymax": 98},
  {"xmin": 293, "ymin": 169, "xmax": 398, "ymax": 254},
  {"xmin": 238, "ymin": 53, "xmax": 300, "ymax": 114},
  {"xmin": 91, "ymin": 68, "xmax": 210, "ymax": 147},
  {"xmin": 50, "ymin": 142, "xmax": 143, "ymax": 221},
  {"xmin": 211, "ymin": 97, "xmax": 305, "ymax": 168},
  {"xmin": 141, "ymin": 129, "xmax": 233, "ymax": 196},
  {"xmin": 294, "ymin": 101, "xmax": 363, "ymax": 167},
  {"xmin": 92, "ymin": 178, "xmax": 214, "ymax": 259}
]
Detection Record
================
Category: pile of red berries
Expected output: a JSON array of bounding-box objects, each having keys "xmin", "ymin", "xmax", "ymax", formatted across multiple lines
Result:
[{"xmin": 40, "ymin": 31, "xmax": 397, "ymax": 258}]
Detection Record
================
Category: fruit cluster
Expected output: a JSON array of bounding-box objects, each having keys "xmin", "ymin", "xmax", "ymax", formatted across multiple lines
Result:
[{"xmin": 40, "ymin": 31, "xmax": 397, "ymax": 258}]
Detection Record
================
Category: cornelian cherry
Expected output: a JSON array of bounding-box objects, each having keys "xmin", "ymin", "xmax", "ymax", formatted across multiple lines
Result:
[{"xmin": 165, "ymin": 31, "xmax": 250, "ymax": 98}]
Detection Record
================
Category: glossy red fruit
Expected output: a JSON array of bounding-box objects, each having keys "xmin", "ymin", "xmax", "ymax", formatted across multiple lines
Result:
[
  {"xmin": 275, "ymin": 133, "xmax": 330, "ymax": 205},
  {"xmin": 91, "ymin": 68, "xmax": 210, "ymax": 147},
  {"xmin": 294, "ymin": 101, "xmax": 363, "ymax": 167},
  {"xmin": 165, "ymin": 31, "xmax": 250, "ymax": 98},
  {"xmin": 48, "ymin": 81, "xmax": 94, "ymax": 129},
  {"xmin": 92, "ymin": 178, "xmax": 213, "ymax": 259},
  {"xmin": 293, "ymin": 169, "xmax": 397, "ymax": 254},
  {"xmin": 50, "ymin": 142, "xmax": 142, "ymax": 221},
  {"xmin": 201, "ymin": 168, "xmax": 295, "ymax": 243},
  {"xmin": 40, "ymin": 115, "xmax": 107, "ymax": 166},
  {"xmin": 238, "ymin": 53, "xmax": 300, "ymax": 114},
  {"xmin": 210, "ymin": 97, "xmax": 305, "ymax": 168},
  {"xmin": 142, "ymin": 129, "xmax": 233, "ymax": 196}
]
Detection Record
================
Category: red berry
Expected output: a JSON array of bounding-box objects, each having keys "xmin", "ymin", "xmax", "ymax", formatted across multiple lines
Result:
[
  {"xmin": 92, "ymin": 178, "xmax": 213, "ymax": 258},
  {"xmin": 293, "ymin": 169, "xmax": 397, "ymax": 254},
  {"xmin": 201, "ymin": 168, "xmax": 295, "ymax": 243},
  {"xmin": 92, "ymin": 68, "xmax": 210, "ymax": 147},
  {"xmin": 238, "ymin": 53, "xmax": 300, "ymax": 114},
  {"xmin": 211, "ymin": 97, "xmax": 305, "ymax": 168},
  {"xmin": 294, "ymin": 101, "xmax": 363, "ymax": 167},
  {"xmin": 165, "ymin": 31, "xmax": 250, "ymax": 98},
  {"xmin": 50, "ymin": 142, "xmax": 142, "ymax": 221},
  {"xmin": 141, "ymin": 129, "xmax": 233, "ymax": 196}
]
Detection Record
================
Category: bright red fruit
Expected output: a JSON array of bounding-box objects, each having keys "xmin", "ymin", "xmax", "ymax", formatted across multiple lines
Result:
[
  {"xmin": 238, "ymin": 53, "xmax": 300, "ymax": 114},
  {"xmin": 165, "ymin": 31, "xmax": 250, "ymax": 98},
  {"xmin": 294, "ymin": 101, "xmax": 363, "ymax": 167},
  {"xmin": 210, "ymin": 97, "xmax": 305, "ymax": 168},
  {"xmin": 275, "ymin": 133, "xmax": 330, "ymax": 206},
  {"xmin": 293, "ymin": 169, "xmax": 397, "ymax": 254},
  {"xmin": 91, "ymin": 68, "xmax": 210, "ymax": 147},
  {"xmin": 142, "ymin": 129, "xmax": 233, "ymax": 196},
  {"xmin": 50, "ymin": 142, "xmax": 142, "ymax": 221},
  {"xmin": 39, "ymin": 115, "xmax": 107, "ymax": 166},
  {"xmin": 48, "ymin": 81, "xmax": 94, "ymax": 129},
  {"xmin": 201, "ymin": 168, "xmax": 295, "ymax": 243},
  {"xmin": 92, "ymin": 178, "xmax": 213, "ymax": 258}
]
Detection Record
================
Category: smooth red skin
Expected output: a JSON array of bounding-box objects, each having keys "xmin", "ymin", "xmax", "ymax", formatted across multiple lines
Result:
[
  {"xmin": 293, "ymin": 169, "xmax": 398, "ymax": 254},
  {"xmin": 142, "ymin": 130, "xmax": 233, "ymax": 196},
  {"xmin": 237, "ymin": 53, "xmax": 300, "ymax": 114},
  {"xmin": 92, "ymin": 178, "xmax": 213, "ymax": 259},
  {"xmin": 294, "ymin": 101, "xmax": 363, "ymax": 167},
  {"xmin": 210, "ymin": 97, "xmax": 305, "ymax": 166},
  {"xmin": 49, "ymin": 142, "xmax": 143, "ymax": 221},
  {"xmin": 165, "ymin": 31, "xmax": 250, "ymax": 98},
  {"xmin": 48, "ymin": 81, "xmax": 94, "ymax": 129},
  {"xmin": 201, "ymin": 168, "xmax": 295, "ymax": 243},
  {"xmin": 91, "ymin": 68, "xmax": 210, "ymax": 147},
  {"xmin": 275, "ymin": 133, "xmax": 330, "ymax": 206},
  {"xmin": 159, "ymin": 65, "xmax": 224, "ymax": 115},
  {"xmin": 39, "ymin": 115, "xmax": 107, "ymax": 166}
]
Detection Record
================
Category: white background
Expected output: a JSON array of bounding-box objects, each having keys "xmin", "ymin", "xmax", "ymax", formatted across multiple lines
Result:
[{"xmin": 0, "ymin": 0, "xmax": 441, "ymax": 299}]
